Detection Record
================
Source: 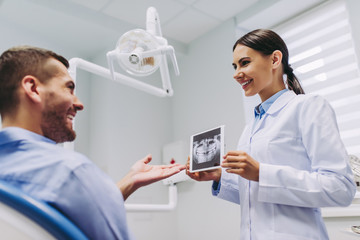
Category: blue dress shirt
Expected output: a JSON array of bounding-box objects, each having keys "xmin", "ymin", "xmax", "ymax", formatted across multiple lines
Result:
[{"xmin": 0, "ymin": 127, "xmax": 134, "ymax": 240}]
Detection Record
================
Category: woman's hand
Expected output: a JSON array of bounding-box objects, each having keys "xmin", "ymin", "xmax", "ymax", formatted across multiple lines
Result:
[
  {"xmin": 185, "ymin": 157, "xmax": 222, "ymax": 182},
  {"xmin": 222, "ymin": 151, "xmax": 259, "ymax": 181}
]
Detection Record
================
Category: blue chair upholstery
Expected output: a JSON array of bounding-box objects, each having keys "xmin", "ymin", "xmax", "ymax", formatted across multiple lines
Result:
[{"xmin": 0, "ymin": 180, "xmax": 88, "ymax": 240}]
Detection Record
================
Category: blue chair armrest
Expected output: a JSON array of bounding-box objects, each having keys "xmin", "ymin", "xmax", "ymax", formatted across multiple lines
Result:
[{"xmin": 0, "ymin": 180, "xmax": 88, "ymax": 240}]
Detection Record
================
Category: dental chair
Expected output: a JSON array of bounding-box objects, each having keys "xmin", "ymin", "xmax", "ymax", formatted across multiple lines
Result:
[{"xmin": 0, "ymin": 180, "xmax": 88, "ymax": 240}]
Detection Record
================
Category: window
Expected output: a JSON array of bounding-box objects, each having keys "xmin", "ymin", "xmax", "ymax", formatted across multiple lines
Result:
[
  {"xmin": 274, "ymin": 0, "xmax": 360, "ymax": 157},
  {"xmin": 234, "ymin": 0, "xmax": 360, "ymax": 218}
]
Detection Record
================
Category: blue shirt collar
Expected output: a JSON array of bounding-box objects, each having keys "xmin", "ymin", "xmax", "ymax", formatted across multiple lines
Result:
[
  {"xmin": 0, "ymin": 127, "xmax": 55, "ymax": 145},
  {"xmin": 254, "ymin": 89, "xmax": 288, "ymax": 119}
]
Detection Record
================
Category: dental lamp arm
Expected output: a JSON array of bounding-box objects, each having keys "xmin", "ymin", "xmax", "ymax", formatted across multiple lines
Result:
[
  {"xmin": 117, "ymin": 154, "xmax": 185, "ymax": 200},
  {"xmin": 146, "ymin": 6, "xmax": 162, "ymax": 37}
]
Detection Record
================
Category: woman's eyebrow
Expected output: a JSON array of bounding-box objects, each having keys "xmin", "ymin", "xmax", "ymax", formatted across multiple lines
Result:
[
  {"xmin": 238, "ymin": 57, "xmax": 250, "ymax": 63},
  {"xmin": 233, "ymin": 57, "xmax": 250, "ymax": 66}
]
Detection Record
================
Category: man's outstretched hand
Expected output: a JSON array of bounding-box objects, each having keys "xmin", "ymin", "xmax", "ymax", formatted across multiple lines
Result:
[{"xmin": 118, "ymin": 154, "xmax": 185, "ymax": 200}]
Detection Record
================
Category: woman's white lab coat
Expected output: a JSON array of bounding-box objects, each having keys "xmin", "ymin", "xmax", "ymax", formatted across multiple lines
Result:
[{"xmin": 215, "ymin": 90, "xmax": 356, "ymax": 240}]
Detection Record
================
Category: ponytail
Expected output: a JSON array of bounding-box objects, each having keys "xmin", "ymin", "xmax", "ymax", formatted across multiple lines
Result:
[{"xmin": 284, "ymin": 64, "xmax": 305, "ymax": 95}]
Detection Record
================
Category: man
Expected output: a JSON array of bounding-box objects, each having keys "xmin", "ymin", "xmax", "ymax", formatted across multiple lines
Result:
[{"xmin": 0, "ymin": 46, "xmax": 185, "ymax": 239}]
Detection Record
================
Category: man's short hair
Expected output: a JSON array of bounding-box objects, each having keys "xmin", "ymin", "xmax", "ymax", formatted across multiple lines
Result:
[{"xmin": 0, "ymin": 46, "xmax": 69, "ymax": 115}]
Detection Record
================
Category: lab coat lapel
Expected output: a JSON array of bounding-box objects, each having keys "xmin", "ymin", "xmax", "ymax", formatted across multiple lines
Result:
[{"xmin": 251, "ymin": 91, "xmax": 297, "ymax": 136}]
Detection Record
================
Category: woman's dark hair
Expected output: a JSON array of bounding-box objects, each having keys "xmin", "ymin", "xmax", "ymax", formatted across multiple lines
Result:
[{"xmin": 233, "ymin": 29, "xmax": 304, "ymax": 95}]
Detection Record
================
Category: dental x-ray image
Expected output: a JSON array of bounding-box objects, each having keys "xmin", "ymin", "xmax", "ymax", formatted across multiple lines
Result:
[{"xmin": 190, "ymin": 125, "xmax": 224, "ymax": 173}]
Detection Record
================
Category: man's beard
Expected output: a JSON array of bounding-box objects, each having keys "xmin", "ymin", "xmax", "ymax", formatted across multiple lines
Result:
[{"xmin": 41, "ymin": 109, "xmax": 76, "ymax": 143}]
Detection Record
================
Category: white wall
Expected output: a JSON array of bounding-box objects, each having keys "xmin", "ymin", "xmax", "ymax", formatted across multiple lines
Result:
[
  {"xmin": 84, "ymin": 51, "xmax": 177, "ymax": 240},
  {"xmin": 172, "ymin": 17, "xmax": 243, "ymax": 240},
  {"xmin": 0, "ymin": 9, "xmax": 92, "ymax": 154}
]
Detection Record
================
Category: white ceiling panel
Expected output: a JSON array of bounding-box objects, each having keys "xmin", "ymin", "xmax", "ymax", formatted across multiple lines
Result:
[
  {"xmin": 102, "ymin": 0, "xmax": 186, "ymax": 29},
  {"xmin": 68, "ymin": 0, "xmax": 110, "ymax": 11},
  {"xmin": 193, "ymin": 0, "xmax": 258, "ymax": 21},
  {"xmin": 175, "ymin": 0, "xmax": 198, "ymax": 5},
  {"xmin": 162, "ymin": 8, "xmax": 220, "ymax": 43},
  {"xmin": 0, "ymin": 0, "xmax": 327, "ymax": 56},
  {"xmin": 238, "ymin": 0, "xmax": 324, "ymax": 30}
]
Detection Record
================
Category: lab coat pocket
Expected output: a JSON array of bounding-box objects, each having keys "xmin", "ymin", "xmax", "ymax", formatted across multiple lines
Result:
[{"xmin": 273, "ymin": 206, "xmax": 322, "ymax": 240}]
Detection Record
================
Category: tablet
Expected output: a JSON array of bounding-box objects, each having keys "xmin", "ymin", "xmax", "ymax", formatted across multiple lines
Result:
[{"xmin": 189, "ymin": 125, "xmax": 224, "ymax": 173}]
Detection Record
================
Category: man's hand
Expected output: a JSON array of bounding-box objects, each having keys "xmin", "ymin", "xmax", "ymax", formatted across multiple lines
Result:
[{"xmin": 118, "ymin": 154, "xmax": 185, "ymax": 200}]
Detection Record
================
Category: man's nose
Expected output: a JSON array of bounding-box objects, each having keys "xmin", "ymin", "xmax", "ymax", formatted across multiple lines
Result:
[{"xmin": 74, "ymin": 96, "xmax": 84, "ymax": 111}]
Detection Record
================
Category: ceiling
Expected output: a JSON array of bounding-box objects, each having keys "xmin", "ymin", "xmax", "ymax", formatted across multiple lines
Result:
[
  {"xmin": 0, "ymin": 0, "xmax": 325, "ymax": 58},
  {"xmin": 69, "ymin": 0, "xmax": 258, "ymax": 44}
]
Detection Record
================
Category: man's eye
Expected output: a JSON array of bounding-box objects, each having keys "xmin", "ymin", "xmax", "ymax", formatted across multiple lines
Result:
[{"xmin": 67, "ymin": 84, "xmax": 75, "ymax": 91}]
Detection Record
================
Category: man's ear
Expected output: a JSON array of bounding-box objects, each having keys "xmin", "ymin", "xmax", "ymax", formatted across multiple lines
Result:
[
  {"xmin": 21, "ymin": 76, "xmax": 42, "ymax": 103},
  {"xmin": 271, "ymin": 50, "xmax": 283, "ymax": 69}
]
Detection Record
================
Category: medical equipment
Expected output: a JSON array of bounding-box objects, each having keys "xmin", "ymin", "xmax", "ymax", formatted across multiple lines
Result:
[
  {"xmin": 349, "ymin": 155, "xmax": 360, "ymax": 185},
  {"xmin": 162, "ymin": 141, "xmax": 190, "ymax": 185},
  {"xmin": 69, "ymin": 7, "xmax": 179, "ymax": 98},
  {"xmin": 66, "ymin": 7, "xmax": 181, "ymax": 212},
  {"xmin": 107, "ymin": 7, "xmax": 179, "ymax": 97},
  {"xmin": 349, "ymin": 155, "xmax": 360, "ymax": 235},
  {"xmin": 352, "ymin": 225, "xmax": 360, "ymax": 234}
]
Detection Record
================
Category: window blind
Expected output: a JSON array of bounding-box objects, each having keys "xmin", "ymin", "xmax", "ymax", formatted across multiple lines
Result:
[{"xmin": 274, "ymin": 0, "xmax": 360, "ymax": 157}]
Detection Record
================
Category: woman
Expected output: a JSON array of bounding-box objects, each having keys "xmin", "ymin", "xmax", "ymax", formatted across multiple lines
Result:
[{"xmin": 186, "ymin": 29, "xmax": 356, "ymax": 240}]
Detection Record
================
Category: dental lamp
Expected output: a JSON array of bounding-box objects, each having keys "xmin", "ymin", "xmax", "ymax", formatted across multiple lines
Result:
[
  {"xmin": 68, "ymin": 7, "xmax": 179, "ymax": 98},
  {"xmin": 106, "ymin": 6, "xmax": 179, "ymax": 97}
]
